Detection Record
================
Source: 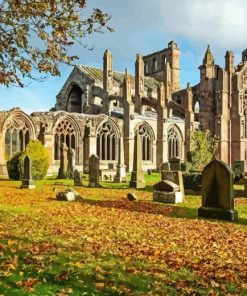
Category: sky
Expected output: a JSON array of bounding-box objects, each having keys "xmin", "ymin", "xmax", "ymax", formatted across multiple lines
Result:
[{"xmin": 1, "ymin": 0, "xmax": 247, "ymax": 114}]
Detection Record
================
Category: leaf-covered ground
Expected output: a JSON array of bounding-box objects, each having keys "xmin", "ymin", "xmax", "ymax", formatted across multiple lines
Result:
[{"xmin": 0, "ymin": 175, "xmax": 247, "ymax": 295}]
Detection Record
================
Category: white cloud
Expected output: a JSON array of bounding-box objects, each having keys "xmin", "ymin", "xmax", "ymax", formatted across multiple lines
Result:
[{"xmin": 1, "ymin": 0, "xmax": 246, "ymax": 110}]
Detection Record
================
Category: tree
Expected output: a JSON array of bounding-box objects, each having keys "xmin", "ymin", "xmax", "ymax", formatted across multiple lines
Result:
[
  {"xmin": 187, "ymin": 129, "xmax": 218, "ymax": 172},
  {"xmin": 0, "ymin": 0, "xmax": 113, "ymax": 87}
]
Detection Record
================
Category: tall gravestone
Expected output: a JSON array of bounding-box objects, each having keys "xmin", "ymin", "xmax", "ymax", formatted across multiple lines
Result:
[
  {"xmin": 57, "ymin": 143, "xmax": 68, "ymax": 179},
  {"xmin": 89, "ymin": 154, "xmax": 100, "ymax": 187},
  {"xmin": 67, "ymin": 148, "xmax": 75, "ymax": 179},
  {"xmin": 198, "ymin": 159, "xmax": 238, "ymax": 221},
  {"xmin": 20, "ymin": 156, "xmax": 35, "ymax": 189},
  {"xmin": 129, "ymin": 133, "xmax": 146, "ymax": 189}
]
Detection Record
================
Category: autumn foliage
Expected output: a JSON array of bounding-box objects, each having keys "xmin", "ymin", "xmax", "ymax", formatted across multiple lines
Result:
[
  {"xmin": 0, "ymin": 178, "xmax": 247, "ymax": 294},
  {"xmin": 0, "ymin": 0, "xmax": 112, "ymax": 87}
]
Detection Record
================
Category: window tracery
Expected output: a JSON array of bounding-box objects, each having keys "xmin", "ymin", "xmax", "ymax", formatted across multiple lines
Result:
[
  {"xmin": 96, "ymin": 122, "xmax": 118, "ymax": 161},
  {"xmin": 168, "ymin": 127, "xmax": 181, "ymax": 159},
  {"xmin": 54, "ymin": 119, "xmax": 76, "ymax": 160},
  {"xmin": 138, "ymin": 123, "xmax": 153, "ymax": 161},
  {"xmin": 5, "ymin": 116, "xmax": 30, "ymax": 159}
]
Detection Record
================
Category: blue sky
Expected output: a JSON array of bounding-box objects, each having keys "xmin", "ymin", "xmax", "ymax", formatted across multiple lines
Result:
[{"xmin": 1, "ymin": 0, "xmax": 247, "ymax": 114}]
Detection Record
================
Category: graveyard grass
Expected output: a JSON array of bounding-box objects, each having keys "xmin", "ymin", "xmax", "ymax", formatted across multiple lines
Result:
[{"xmin": 0, "ymin": 173, "xmax": 247, "ymax": 295}]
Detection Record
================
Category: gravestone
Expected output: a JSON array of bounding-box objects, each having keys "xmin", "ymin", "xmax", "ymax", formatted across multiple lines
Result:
[
  {"xmin": 89, "ymin": 154, "xmax": 100, "ymax": 187},
  {"xmin": 127, "ymin": 192, "xmax": 138, "ymax": 201},
  {"xmin": 161, "ymin": 162, "xmax": 184, "ymax": 197},
  {"xmin": 67, "ymin": 148, "xmax": 75, "ymax": 179},
  {"xmin": 147, "ymin": 169, "xmax": 152, "ymax": 175},
  {"xmin": 169, "ymin": 157, "xmax": 181, "ymax": 171},
  {"xmin": 57, "ymin": 143, "xmax": 68, "ymax": 179},
  {"xmin": 56, "ymin": 187, "xmax": 84, "ymax": 201},
  {"xmin": 153, "ymin": 180, "xmax": 183, "ymax": 203},
  {"xmin": 198, "ymin": 159, "xmax": 238, "ymax": 221},
  {"xmin": 232, "ymin": 160, "xmax": 244, "ymax": 183},
  {"xmin": 161, "ymin": 162, "xmax": 170, "ymax": 172},
  {"xmin": 73, "ymin": 169, "xmax": 82, "ymax": 186},
  {"xmin": 20, "ymin": 156, "xmax": 35, "ymax": 189},
  {"xmin": 244, "ymin": 172, "xmax": 247, "ymax": 196},
  {"xmin": 129, "ymin": 133, "xmax": 146, "ymax": 189}
]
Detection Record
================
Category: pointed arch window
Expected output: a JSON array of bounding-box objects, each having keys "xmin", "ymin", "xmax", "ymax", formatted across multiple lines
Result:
[
  {"xmin": 96, "ymin": 122, "xmax": 118, "ymax": 161},
  {"xmin": 168, "ymin": 127, "xmax": 181, "ymax": 159},
  {"xmin": 54, "ymin": 119, "xmax": 77, "ymax": 161},
  {"xmin": 67, "ymin": 84, "xmax": 84, "ymax": 113},
  {"xmin": 138, "ymin": 123, "xmax": 153, "ymax": 161},
  {"xmin": 4, "ymin": 117, "xmax": 30, "ymax": 159}
]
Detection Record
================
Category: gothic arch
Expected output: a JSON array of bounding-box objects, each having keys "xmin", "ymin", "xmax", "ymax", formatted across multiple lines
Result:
[
  {"xmin": 135, "ymin": 121, "xmax": 155, "ymax": 161},
  {"xmin": 66, "ymin": 83, "xmax": 85, "ymax": 113},
  {"xmin": 53, "ymin": 114, "xmax": 81, "ymax": 163},
  {"xmin": 167, "ymin": 125, "xmax": 183, "ymax": 160},
  {"xmin": 2, "ymin": 110, "xmax": 35, "ymax": 159},
  {"xmin": 96, "ymin": 119, "xmax": 120, "ymax": 161}
]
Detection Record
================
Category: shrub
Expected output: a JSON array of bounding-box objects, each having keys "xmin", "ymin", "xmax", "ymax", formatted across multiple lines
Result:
[
  {"xmin": 19, "ymin": 140, "xmax": 50, "ymax": 180},
  {"xmin": 183, "ymin": 172, "xmax": 202, "ymax": 191},
  {"xmin": 7, "ymin": 152, "xmax": 23, "ymax": 180},
  {"xmin": 187, "ymin": 129, "xmax": 219, "ymax": 172}
]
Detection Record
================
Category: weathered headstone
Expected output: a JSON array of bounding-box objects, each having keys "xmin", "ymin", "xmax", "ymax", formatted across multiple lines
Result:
[
  {"xmin": 20, "ymin": 156, "xmax": 35, "ymax": 189},
  {"xmin": 57, "ymin": 143, "xmax": 68, "ymax": 179},
  {"xmin": 153, "ymin": 180, "xmax": 183, "ymax": 203},
  {"xmin": 67, "ymin": 148, "xmax": 75, "ymax": 179},
  {"xmin": 161, "ymin": 162, "xmax": 170, "ymax": 172},
  {"xmin": 127, "ymin": 192, "xmax": 138, "ymax": 201},
  {"xmin": 56, "ymin": 187, "xmax": 84, "ymax": 201},
  {"xmin": 129, "ymin": 133, "xmax": 146, "ymax": 189},
  {"xmin": 89, "ymin": 154, "xmax": 100, "ymax": 187},
  {"xmin": 232, "ymin": 160, "xmax": 244, "ymax": 183},
  {"xmin": 198, "ymin": 159, "xmax": 238, "ymax": 221},
  {"xmin": 73, "ymin": 169, "xmax": 82, "ymax": 186},
  {"xmin": 147, "ymin": 169, "xmax": 152, "ymax": 175},
  {"xmin": 169, "ymin": 157, "xmax": 181, "ymax": 171}
]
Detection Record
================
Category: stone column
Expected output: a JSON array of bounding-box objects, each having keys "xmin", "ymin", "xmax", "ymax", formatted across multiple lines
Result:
[
  {"xmin": 123, "ymin": 69, "xmax": 135, "ymax": 172},
  {"xmin": 129, "ymin": 133, "xmax": 146, "ymax": 188},
  {"xmin": 114, "ymin": 137, "xmax": 127, "ymax": 182},
  {"xmin": 57, "ymin": 143, "xmax": 68, "ymax": 179},
  {"xmin": 184, "ymin": 83, "xmax": 195, "ymax": 159},
  {"xmin": 156, "ymin": 83, "xmax": 168, "ymax": 170}
]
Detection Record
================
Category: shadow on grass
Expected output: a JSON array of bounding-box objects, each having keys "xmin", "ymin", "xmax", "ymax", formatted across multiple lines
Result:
[
  {"xmin": 78, "ymin": 198, "xmax": 247, "ymax": 225},
  {"xmin": 81, "ymin": 198, "xmax": 197, "ymax": 220}
]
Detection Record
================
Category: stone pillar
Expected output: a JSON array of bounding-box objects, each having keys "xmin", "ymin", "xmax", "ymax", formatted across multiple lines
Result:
[
  {"xmin": 103, "ymin": 49, "xmax": 113, "ymax": 92},
  {"xmin": 114, "ymin": 137, "xmax": 127, "ymax": 182},
  {"xmin": 67, "ymin": 148, "xmax": 75, "ymax": 179},
  {"xmin": 156, "ymin": 83, "xmax": 168, "ymax": 169},
  {"xmin": 129, "ymin": 133, "xmax": 146, "ymax": 188},
  {"xmin": 164, "ymin": 62, "xmax": 172, "ymax": 98},
  {"xmin": 88, "ymin": 135, "xmax": 97, "ymax": 157},
  {"xmin": 135, "ymin": 54, "xmax": 145, "ymax": 114},
  {"xmin": 184, "ymin": 83, "xmax": 195, "ymax": 159},
  {"xmin": 57, "ymin": 143, "xmax": 68, "ymax": 179},
  {"xmin": 123, "ymin": 69, "xmax": 135, "ymax": 172}
]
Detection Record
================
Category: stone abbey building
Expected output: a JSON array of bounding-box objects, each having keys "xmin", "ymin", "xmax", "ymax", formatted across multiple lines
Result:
[{"xmin": 1, "ymin": 41, "xmax": 247, "ymax": 175}]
